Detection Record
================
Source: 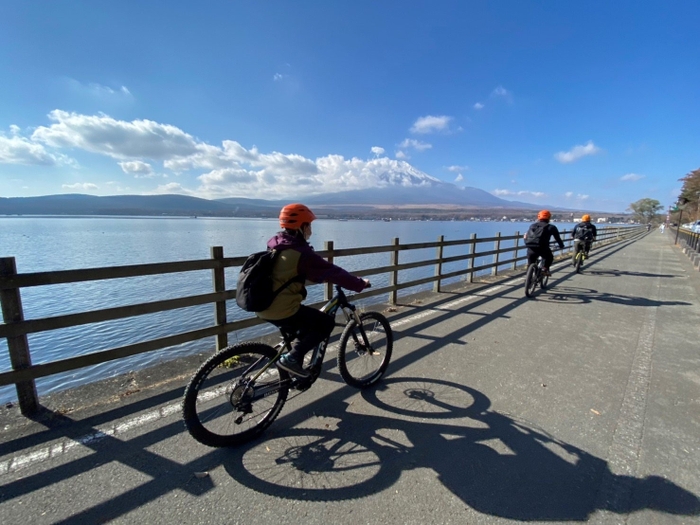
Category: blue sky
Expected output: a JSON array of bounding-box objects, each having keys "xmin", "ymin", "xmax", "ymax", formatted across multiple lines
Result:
[{"xmin": 1, "ymin": 1, "xmax": 698, "ymax": 213}]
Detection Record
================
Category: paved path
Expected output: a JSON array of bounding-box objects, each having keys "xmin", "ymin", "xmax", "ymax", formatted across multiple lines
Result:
[{"xmin": 1, "ymin": 230, "xmax": 699, "ymax": 524}]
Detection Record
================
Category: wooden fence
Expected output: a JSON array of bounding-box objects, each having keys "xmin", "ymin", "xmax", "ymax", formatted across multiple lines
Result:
[{"xmin": 1, "ymin": 225, "xmax": 642, "ymax": 415}]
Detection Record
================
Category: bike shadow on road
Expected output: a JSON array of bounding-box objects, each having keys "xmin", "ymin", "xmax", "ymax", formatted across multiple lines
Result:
[
  {"xmin": 531, "ymin": 285, "xmax": 692, "ymax": 308},
  {"xmin": 220, "ymin": 377, "xmax": 700, "ymax": 521}
]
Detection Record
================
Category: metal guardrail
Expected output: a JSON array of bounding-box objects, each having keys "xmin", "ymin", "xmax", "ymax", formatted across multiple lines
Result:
[{"xmin": 1, "ymin": 225, "xmax": 643, "ymax": 414}]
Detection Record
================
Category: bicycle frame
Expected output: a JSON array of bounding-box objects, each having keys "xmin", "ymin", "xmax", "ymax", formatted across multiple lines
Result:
[{"xmin": 244, "ymin": 285, "xmax": 367, "ymax": 386}]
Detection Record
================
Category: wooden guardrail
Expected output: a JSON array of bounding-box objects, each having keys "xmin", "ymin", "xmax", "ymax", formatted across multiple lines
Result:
[{"xmin": 1, "ymin": 225, "xmax": 642, "ymax": 415}]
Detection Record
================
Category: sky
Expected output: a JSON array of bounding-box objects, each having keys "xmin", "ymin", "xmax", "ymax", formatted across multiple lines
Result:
[{"xmin": 1, "ymin": 1, "xmax": 698, "ymax": 213}]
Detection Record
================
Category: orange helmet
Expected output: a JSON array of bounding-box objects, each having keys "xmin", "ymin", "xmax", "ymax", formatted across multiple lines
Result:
[
  {"xmin": 279, "ymin": 203, "xmax": 316, "ymax": 230},
  {"xmin": 537, "ymin": 210, "xmax": 551, "ymax": 221},
  {"xmin": 582, "ymin": 214, "xmax": 591, "ymax": 222}
]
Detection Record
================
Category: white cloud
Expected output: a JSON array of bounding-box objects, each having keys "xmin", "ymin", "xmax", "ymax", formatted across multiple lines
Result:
[
  {"xmin": 493, "ymin": 189, "xmax": 546, "ymax": 198},
  {"xmin": 119, "ymin": 160, "xmax": 154, "ymax": 176},
  {"xmin": 371, "ymin": 146, "xmax": 385, "ymax": 156},
  {"xmin": 0, "ymin": 132, "xmax": 75, "ymax": 166},
  {"xmin": 446, "ymin": 165, "xmax": 468, "ymax": 173},
  {"xmin": 474, "ymin": 102, "xmax": 484, "ymax": 110},
  {"xmin": 62, "ymin": 182, "xmax": 98, "ymax": 191},
  {"xmin": 65, "ymin": 79, "xmax": 133, "ymax": 99},
  {"xmin": 22, "ymin": 110, "xmax": 449, "ymax": 199},
  {"xmin": 565, "ymin": 191, "xmax": 574, "ymax": 198},
  {"xmin": 554, "ymin": 141, "xmax": 601, "ymax": 164},
  {"xmin": 398, "ymin": 138, "xmax": 432, "ymax": 151},
  {"xmin": 410, "ymin": 115, "xmax": 453, "ymax": 134},
  {"xmin": 153, "ymin": 182, "xmax": 196, "ymax": 195},
  {"xmin": 490, "ymin": 85, "xmax": 514, "ymax": 104},
  {"xmin": 33, "ymin": 110, "xmax": 202, "ymax": 160},
  {"xmin": 194, "ymin": 155, "xmax": 440, "ymax": 199},
  {"xmin": 454, "ymin": 174, "xmax": 464, "ymax": 182},
  {"xmin": 577, "ymin": 194, "xmax": 589, "ymax": 200},
  {"xmin": 395, "ymin": 150, "xmax": 408, "ymax": 159},
  {"xmin": 273, "ymin": 73, "xmax": 284, "ymax": 81},
  {"xmin": 620, "ymin": 173, "xmax": 645, "ymax": 181}
]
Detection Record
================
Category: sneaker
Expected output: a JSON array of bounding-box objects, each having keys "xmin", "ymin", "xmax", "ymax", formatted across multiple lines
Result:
[
  {"xmin": 277, "ymin": 353, "xmax": 310, "ymax": 378},
  {"xmin": 542, "ymin": 268, "xmax": 552, "ymax": 277}
]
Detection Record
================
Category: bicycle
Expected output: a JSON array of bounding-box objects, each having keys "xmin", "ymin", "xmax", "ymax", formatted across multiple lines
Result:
[
  {"xmin": 524, "ymin": 256, "xmax": 549, "ymax": 298},
  {"xmin": 572, "ymin": 239, "xmax": 591, "ymax": 273},
  {"xmin": 182, "ymin": 284, "xmax": 393, "ymax": 447}
]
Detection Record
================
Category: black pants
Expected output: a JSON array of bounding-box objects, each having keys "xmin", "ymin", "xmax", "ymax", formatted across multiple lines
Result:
[
  {"xmin": 572, "ymin": 239, "xmax": 592, "ymax": 261},
  {"xmin": 268, "ymin": 305, "xmax": 336, "ymax": 361},
  {"xmin": 526, "ymin": 246, "xmax": 554, "ymax": 268}
]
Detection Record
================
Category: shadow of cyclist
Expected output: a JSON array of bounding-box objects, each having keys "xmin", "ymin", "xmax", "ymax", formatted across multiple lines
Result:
[{"xmin": 221, "ymin": 378, "xmax": 700, "ymax": 521}]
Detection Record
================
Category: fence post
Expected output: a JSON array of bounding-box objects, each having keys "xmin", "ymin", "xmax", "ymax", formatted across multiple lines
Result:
[
  {"xmin": 492, "ymin": 232, "xmax": 501, "ymax": 276},
  {"xmin": 211, "ymin": 246, "xmax": 228, "ymax": 351},
  {"xmin": 433, "ymin": 235, "xmax": 444, "ymax": 293},
  {"xmin": 0, "ymin": 257, "xmax": 39, "ymax": 415},
  {"xmin": 390, "ymin": 237, "xmax": 399, "ymax": 305},
  {"xmin": 324, "ymin": 241, "xmax": 334, "ymax": 301},
  {"xmin": 468, "ymin": 233, "xmax": 477, "ymax": 283},
  {"xmin": 512, "ymin": 231, "xmax": 520, "ymax": 271}
]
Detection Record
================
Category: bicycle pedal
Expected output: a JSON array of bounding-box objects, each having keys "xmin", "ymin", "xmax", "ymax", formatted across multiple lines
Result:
[{"xmin": 292, "ymin": 379, "xmax": 313, "ymax": 392}]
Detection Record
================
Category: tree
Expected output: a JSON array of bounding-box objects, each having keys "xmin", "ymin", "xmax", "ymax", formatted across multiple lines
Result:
[
  {"xmin": 627, "ymin": 198, "xmax": 663, "ymax": 224},
  {"xmin": 678, "ymin": 168, "xmax": 700, "ymax": 221}
]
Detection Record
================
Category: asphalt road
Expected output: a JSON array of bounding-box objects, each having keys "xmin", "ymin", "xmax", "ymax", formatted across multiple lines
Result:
[{"xmin": 1, "ymin": 230, "xmax": 699, "ymax": 524}]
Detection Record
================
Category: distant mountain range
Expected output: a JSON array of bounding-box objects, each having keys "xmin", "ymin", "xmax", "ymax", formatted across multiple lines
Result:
[
  {"xmin": 0, "ymin": 188, "xmax": 541, "ymax": 218},
  {"xmin": 0, "ymin": 176, "xmax": 594, "ymax": 218}
]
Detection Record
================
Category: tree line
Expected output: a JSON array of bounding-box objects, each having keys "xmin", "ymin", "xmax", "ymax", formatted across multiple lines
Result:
[{"xmin": 627, "ymin": 167, "xmax": 700, "ymax": 225}]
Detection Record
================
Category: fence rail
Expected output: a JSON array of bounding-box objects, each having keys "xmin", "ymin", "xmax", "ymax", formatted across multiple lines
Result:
[{"xmin": 1, "ymin": 225, "xmax": 642, "ymax": 414}]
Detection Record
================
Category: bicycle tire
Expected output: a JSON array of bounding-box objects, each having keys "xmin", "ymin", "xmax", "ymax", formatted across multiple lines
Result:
[
  {"xmin": 540, "ymin": 271, "xmax": 549, "ymax": 288},
  {"xmin": 337, "ymin": 311, "xmax": 393, "ymax": 388},
  {"xmin": 182, "ymin": 342, "xmax": 289, "ymax": 447},
  {"xmin": 574, "ymin": 252, "xmax": 583, "ymax": 273},
  {"xmin": 525, "ymin": 264, "xmax": 538, "ymax": 298}
]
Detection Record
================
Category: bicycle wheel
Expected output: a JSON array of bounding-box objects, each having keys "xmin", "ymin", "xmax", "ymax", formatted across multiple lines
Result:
[
  {"xmin": 574, "ymin": 252, "xmax": 583, "ymax": 273},
  {"xmin": 338, "ymin": 312, "xmax": 393, "ymax": 388},
  {"xmin": 540, "ymin": 270, "xmax": 549, "ymax": 289},
  {"xmin": 525, "ymin": 264, "xmax": 538, "ymax": 297},
  {"xmin": 182, "ymin": 342, "xmax": 289, "ymax": 447}
]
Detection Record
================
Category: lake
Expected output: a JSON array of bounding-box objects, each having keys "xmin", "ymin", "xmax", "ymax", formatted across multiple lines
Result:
[{"xmin": 0, "ymin": 215, "xmax": 589, "ymax": 403}]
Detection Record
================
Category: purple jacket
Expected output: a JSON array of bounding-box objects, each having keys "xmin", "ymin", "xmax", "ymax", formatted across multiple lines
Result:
[{"xmin": 266, "ymin": 232, "xmax": 367, "ymax": 293}]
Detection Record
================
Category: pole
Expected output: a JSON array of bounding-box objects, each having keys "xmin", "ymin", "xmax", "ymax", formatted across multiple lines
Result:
[{"xmin": 674, "ymin": 209, "xmax": 683, "ymax": 245}]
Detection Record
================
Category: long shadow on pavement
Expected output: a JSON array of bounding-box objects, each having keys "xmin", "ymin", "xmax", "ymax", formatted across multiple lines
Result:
[{"xmin": 221, "ymin": 378, "xmax": 700, "ymax": 521}]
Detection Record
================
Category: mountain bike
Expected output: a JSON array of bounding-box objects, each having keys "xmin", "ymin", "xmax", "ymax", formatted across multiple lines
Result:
[
  {"xmin": 572, "ymin": 239, "xmax": 591, "ymax": 273},
  {"xmin": 524, "ymin": 256, "xmax": 549, "ymax": 298},
  {"xmin": 182, "ymin": 284, "xmax": 393, "ymax": 447}
]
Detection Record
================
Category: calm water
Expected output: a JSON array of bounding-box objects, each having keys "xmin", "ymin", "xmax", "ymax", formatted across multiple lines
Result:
[{"xmin": 0, "ymin": 216, "xmax": 586, "ymax": 403}]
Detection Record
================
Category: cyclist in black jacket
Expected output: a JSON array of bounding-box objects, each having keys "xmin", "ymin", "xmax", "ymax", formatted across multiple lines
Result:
[
  {"xmin": 524, "ymin": 210, "xmax": 565, "ymax": 276},
  {"xmin": 571, "ymin": 214, "xmax": 597, "ymax": 264}
]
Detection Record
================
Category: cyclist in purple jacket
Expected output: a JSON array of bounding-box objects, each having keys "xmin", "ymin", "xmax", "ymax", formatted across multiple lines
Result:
[{"xmin": 257, "ymin": 203, "xmax": 370, "ymax": 378}]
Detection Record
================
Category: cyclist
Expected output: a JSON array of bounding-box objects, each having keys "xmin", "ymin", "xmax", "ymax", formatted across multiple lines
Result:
[
  {"xmin": 256, "ymin": 203, "xmax": 370, "ymax": 378},
  {"xmin": 524, "ymin": 210, "xmax": 565, "ymax": 277},
  {"xmin": 571, "ymin": 214, "xmax": 597, "ymax": 265}
]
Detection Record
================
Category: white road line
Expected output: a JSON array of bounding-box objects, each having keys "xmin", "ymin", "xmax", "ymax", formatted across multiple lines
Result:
[{"xmin": 0, "ymin": 274, "xmax": 528, "ymax": 476}]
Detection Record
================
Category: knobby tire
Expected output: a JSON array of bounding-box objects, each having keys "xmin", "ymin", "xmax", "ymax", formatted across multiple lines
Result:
[
  {"xmin": 182, "ymin": 342, "xmax": 289, "ymax": 447},
  {"xmin": 574, "ymin": 251, "xmax": 583, "ymax": 273},
  {"xmin": 525, "ymin": 264, "xmax": 538, "ymax": 298},
  {"xmin": 337, "ymin": 312, "xmax": 393, "ymax": 388}
]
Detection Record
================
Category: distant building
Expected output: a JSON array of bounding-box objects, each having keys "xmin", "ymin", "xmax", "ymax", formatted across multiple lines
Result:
[{"xmin": 596, "ymin": 218, "xmax": 607, "ymax": 223}]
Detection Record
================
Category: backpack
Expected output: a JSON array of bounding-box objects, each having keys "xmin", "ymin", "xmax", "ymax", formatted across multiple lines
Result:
[
  {"xmin": 524, "ymin": 222, "xmax": 547, "ymax": 248},
  {"xmin": 575, "ymin": 223, "xmax": 594, "ymax": 241},
  {"xmin": 235, "ymin": 250, "xmax": 302, "ymax": 312}
]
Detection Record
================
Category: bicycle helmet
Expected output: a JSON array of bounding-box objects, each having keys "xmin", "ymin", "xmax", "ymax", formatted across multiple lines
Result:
[
  {"xmin": 279, "ymin": 203, "xmax": 316, "ymax": 230},
  {"xmin": 582, "ymin": 214, "xmax": 591, "ymax": 222},
  {"xmin": 537, "ymin": 210, "xmax": 551, "ymax": 221}
]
